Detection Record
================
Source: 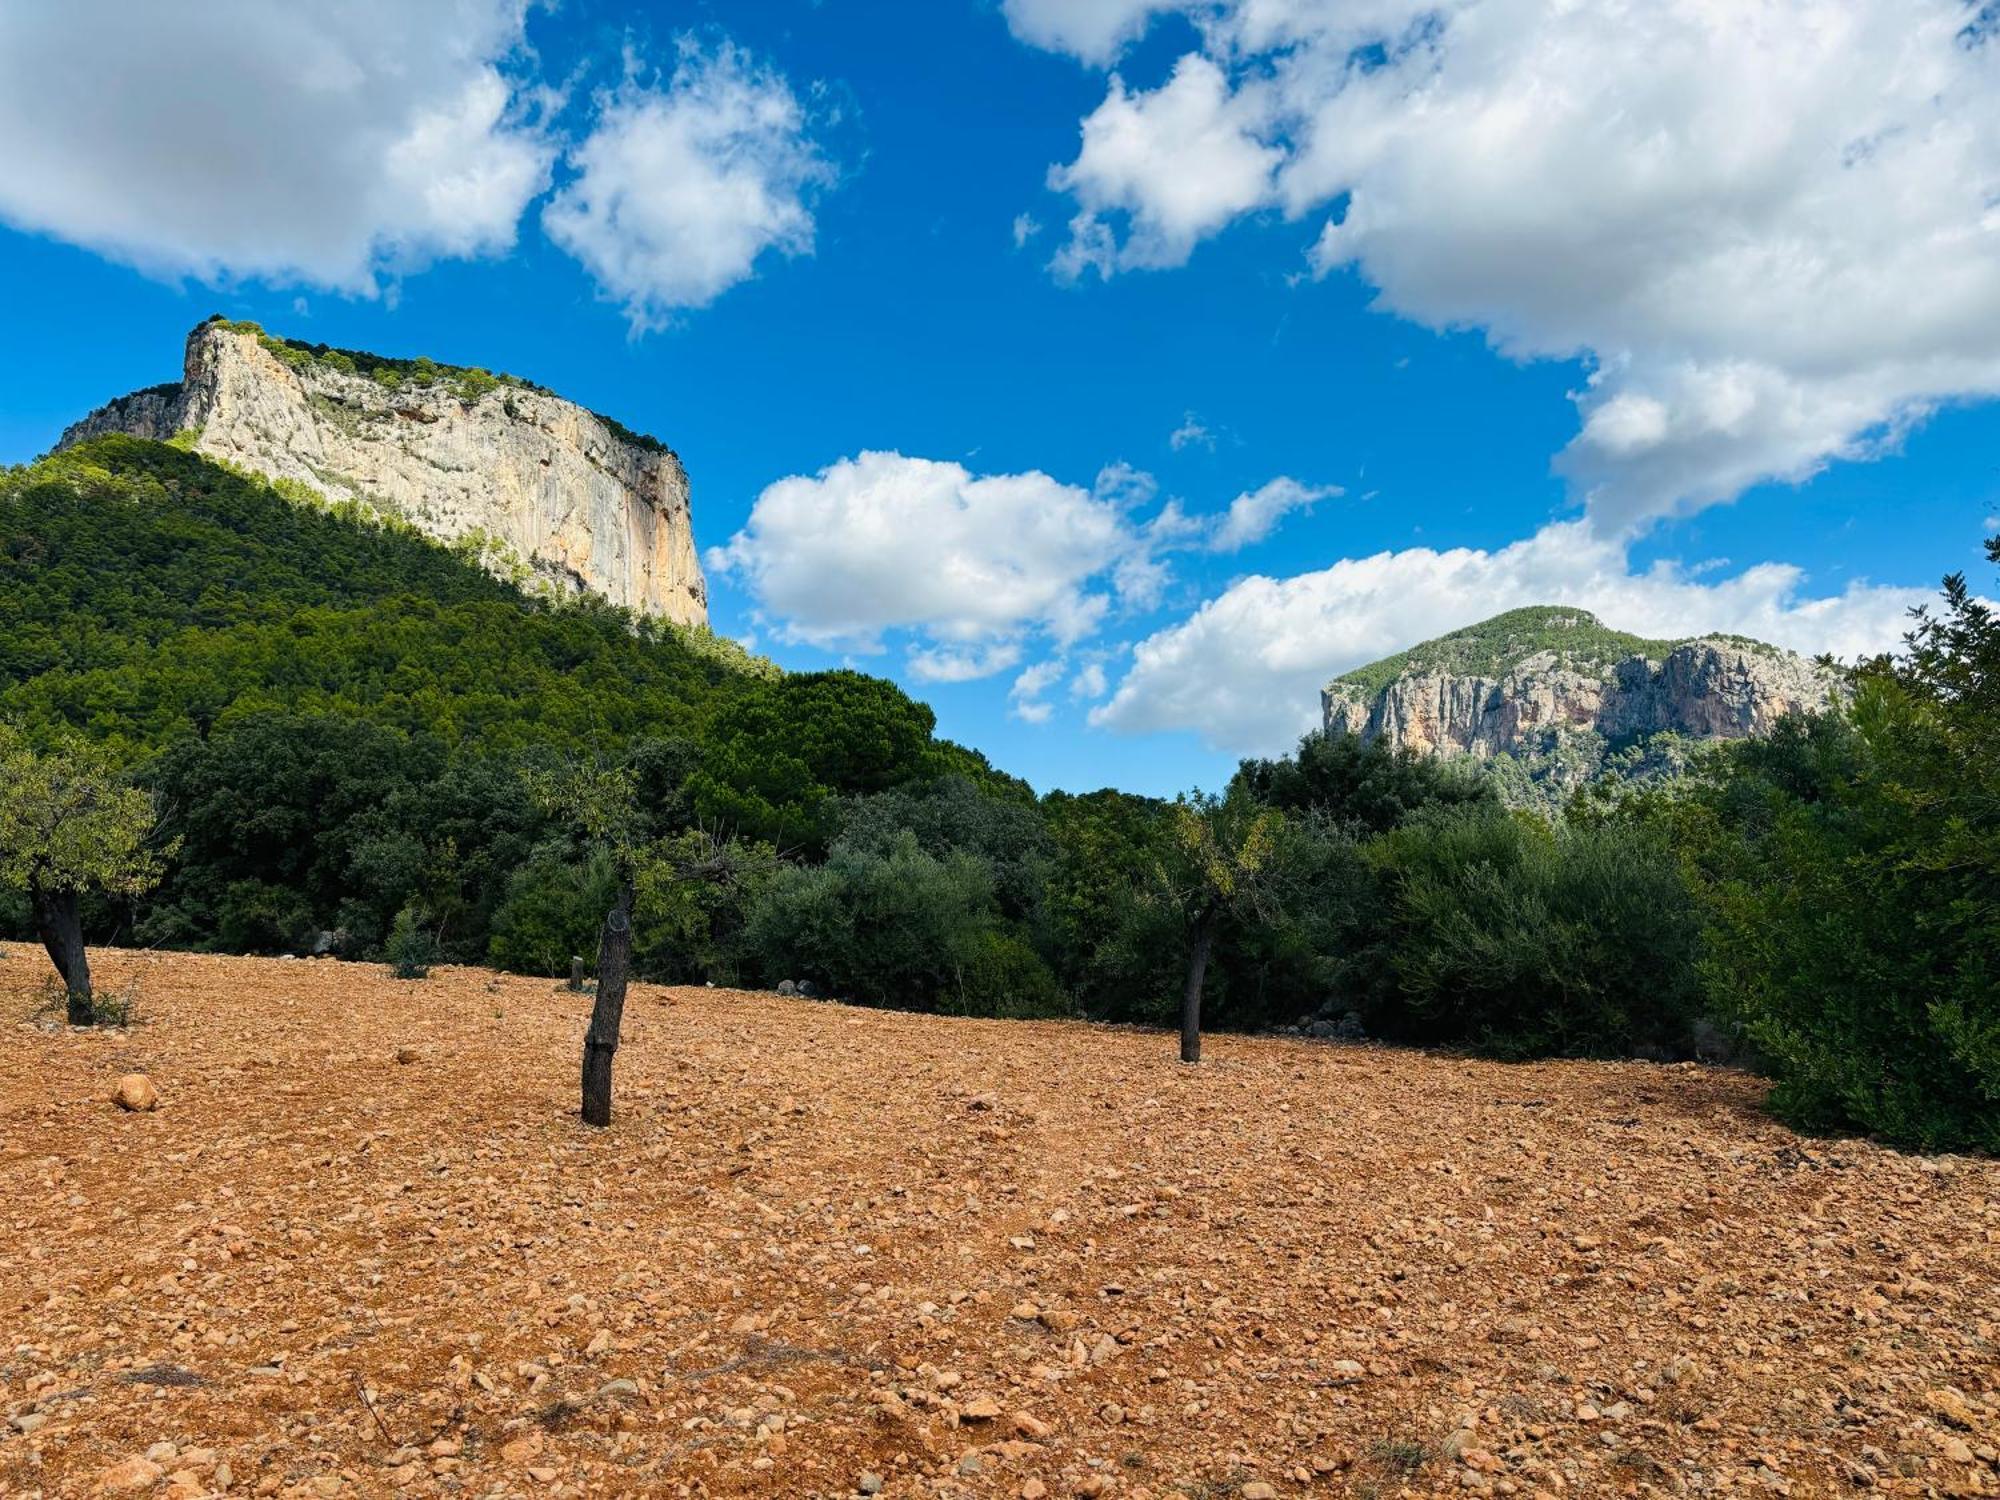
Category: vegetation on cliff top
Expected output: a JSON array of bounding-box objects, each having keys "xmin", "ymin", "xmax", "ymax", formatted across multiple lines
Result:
[
  {"xmin": 1331, "ymin": 604, "xmax": 1774, "ymax": 697},
  {"xmin": 199, "ymin": 317, "xmax": 678, "ymax": 459}
]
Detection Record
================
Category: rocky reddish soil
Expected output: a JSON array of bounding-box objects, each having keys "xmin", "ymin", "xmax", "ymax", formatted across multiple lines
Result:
[{"xmin": 2, "ymin": 953, "xmax": 1997, "ymax": 1500}]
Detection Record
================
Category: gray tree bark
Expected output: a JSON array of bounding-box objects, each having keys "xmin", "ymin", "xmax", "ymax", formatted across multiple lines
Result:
[
  {"xmin": 32, "ymin": 885, "xmax": 92, "ymax": 1026},
  {"xmin": 1180, "ymin": 904, "xmax": 1216, "ymax": 1065},
  {"xmin": 580, "ymin": 882, "xmax": 633, "ymax": 1127}
]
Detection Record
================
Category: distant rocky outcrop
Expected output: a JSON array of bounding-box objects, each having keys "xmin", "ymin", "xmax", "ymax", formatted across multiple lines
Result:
[
  {"xmin": 1322, "ymin": 607, "xmax": 1840, "ymax": 805},
  {"xmin": 60, "ymin": 319, "xmax": 707, "ymax": 625}
]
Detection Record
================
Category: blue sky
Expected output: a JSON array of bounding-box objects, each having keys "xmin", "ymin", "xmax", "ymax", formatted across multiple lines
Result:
[{"xmin": 2, "ymin": 0, "xmax": 1997, "ymax": 797}]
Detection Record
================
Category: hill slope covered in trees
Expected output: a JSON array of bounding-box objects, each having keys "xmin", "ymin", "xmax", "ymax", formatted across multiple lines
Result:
[
  {"xmin": 0, "ymin": 438, "xmax": 1011, "ymax": 962},
  {"xmin": 6, "ymin": 437, "xmax": 1996, "ymax": 1153}
]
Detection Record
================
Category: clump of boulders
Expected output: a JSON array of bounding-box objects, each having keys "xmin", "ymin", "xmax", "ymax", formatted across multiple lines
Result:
[
  {"xmin": 1278, "ymin": 1000, "xmax": 1367, "ymax": 1043},
  {"xmin": 775, "ymin": 979, "xmax": 823, "ymax": 1000}
]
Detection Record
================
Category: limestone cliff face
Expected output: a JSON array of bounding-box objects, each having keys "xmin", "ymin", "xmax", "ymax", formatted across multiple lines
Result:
[
  {"xmin": 1321, "ymin": 609, "xmax": 1839, "ymax": 802},
  {"xmin": 60, "ymin": 321, "xmax": 707, "ymax": 626},
  {"xmin": 1323, "ymin": 641, "xmax": 1833, "ymax": 758}
]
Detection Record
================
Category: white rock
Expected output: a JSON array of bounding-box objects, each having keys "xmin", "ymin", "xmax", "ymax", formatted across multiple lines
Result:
[{"xmin": 62, "ymin": 322, "xmax": 708, "ymax": 626}]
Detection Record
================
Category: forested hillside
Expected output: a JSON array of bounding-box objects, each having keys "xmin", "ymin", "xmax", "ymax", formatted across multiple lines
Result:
[
  {"xmin": 0, "ymin": 438, "xmax": 1008, "ymax": 964},
  {"xmin": 5, "ymin": 438, "xmax": 1996, "ymax": 1152},
  {"xmin": 3, "ymin": 437, "xmax": 752, "ymax": 747}
]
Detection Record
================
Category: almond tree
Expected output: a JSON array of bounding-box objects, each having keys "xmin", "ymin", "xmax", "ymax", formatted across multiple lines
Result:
[
  {"xmin": 0, "ymin": 729, "xmax": 171, "ymax": 1024},
  {"xmin": 1158, "ymin": 789, "xmax": 1288, "ymax": 1064},
  {"xmin": 530, "ymin": 760, "xmax": 768, "ymax": 1127},
  {"xmin": 527, "ymin": 762, "xmax": 645, "ymax": 1127}
]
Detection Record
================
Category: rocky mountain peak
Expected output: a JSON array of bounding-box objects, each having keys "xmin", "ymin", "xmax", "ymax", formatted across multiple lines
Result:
[
  {"xmin": 1322, "ymin": 606, "xmax": 1841, "ymax": 803},
  {"xmin": 58, "ymin": 318, "xmax": 707, "ymax": 625}
]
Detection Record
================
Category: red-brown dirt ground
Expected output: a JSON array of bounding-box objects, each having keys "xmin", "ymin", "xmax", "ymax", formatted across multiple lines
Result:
[{"xmin": 1, "ymin": 950, "xmax": 1996, "ymax": 1499}]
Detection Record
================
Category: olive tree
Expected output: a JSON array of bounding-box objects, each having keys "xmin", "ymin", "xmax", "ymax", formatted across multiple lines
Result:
[{"xmin": 0, "ymin": 730, "xmax": 171, "ymax": 1024}]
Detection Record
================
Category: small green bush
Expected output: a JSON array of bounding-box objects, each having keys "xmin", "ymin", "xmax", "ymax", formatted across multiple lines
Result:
[
  {"xmin": 739, "ymin": 832, "xmax": 995, "ymax": 1011},
  {"xmin": 384, "ymin": 905, "xmax": 439, "ymax": 980},
  {"xmin": 215, "ymin": 879, "xmax": 314, "ymax": 955},
  {"xmin": 450, "ymin": 368, "xmax": 500, "ymax": 403},
  {"xmin": 31, "ymin": 973, "xmax": 142, "ymax": 1026}
]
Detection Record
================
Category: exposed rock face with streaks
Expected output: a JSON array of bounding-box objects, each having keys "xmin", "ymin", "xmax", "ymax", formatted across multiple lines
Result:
[
  {"xmin": 59, "ymin": 321, "xmax": 707, "ymax": 625},
  {"xmin": 1324, "ymin": 640, "xmax": 1834, "ymax": 759},
  {"xmin": 1322, "ymin": 607, "xmax": 1841, "ymax": 804}
]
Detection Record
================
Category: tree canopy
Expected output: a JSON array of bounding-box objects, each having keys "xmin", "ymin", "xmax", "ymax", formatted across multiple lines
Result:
[{"xmin": 0, "ymin": 727, "xmax": 171, "ymax": 1019}]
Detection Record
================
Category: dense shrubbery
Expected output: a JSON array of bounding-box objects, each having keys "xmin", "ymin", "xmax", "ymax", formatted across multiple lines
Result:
[
  {"xmin": 742, "ymin": 834, "xmax": 1009, "ymax": 1012},
  {"xmin": 1235, "ymin": 723, "xmax": 1496, "ymax": 831},
  {"xmin": 1364, "ymin": 806, "xmax": 1703, "ymax": 1058},
  {"xmin": 6, "ymin": 439, "xmax": 1995, "ymax": 1151},
  {"xmin": 1674, "ymin": 546, "xmax": 2000, "ymax": 1152},
  {"xmin": 685, "ymin": 671, "xmax": 954, "ymax": 855},
  {"xmin": 486, "ymin": 848, "xmax": 621, "ymax": 979}
]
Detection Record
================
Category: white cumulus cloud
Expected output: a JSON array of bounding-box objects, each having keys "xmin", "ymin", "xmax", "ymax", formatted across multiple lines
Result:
[
  {"xmin": 1090, "ymin": 521, "xmax": 1936, "ymax": 753},
  {"xmin": 0, "ymin": 0, "xmax": 553, "ymax": 293},
  {"xmin": 0, "ymin": 8, "xmax": 834, "ymax": 324},
  {"xmin": 1071, "ymin": 661, "xmax": 1110, "ymax": 700},
  {"xmin": 543, "ymin": 40, "xmax": 833, "ymax": 330},
  {"xmin": 1049, "ymin": 53, "xmax": 1281, "ymax": 279},
  {"xmin": 908, "ymin": 642, "xmax": 1024, "ymax": 684},
  {"xmin": 1209, "ymin": 477, "xmax": 1338, "ymax": 552},
  {"xmin": 1023, "ymin": 0, "xmax": 2000, "ymax": 528},
  {"xmin": 708, "ymin": 451, "xmax": 1145, "ymax": 675},
  {"xmin": 1009, "ymin": 659, "xmax": 1068, "ymax": 723}
]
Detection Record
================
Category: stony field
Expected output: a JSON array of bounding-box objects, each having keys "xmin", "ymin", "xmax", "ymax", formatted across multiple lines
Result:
[{"xmin": 1, "ymin": 950, "xmax": 1996, "ymax": 1500}]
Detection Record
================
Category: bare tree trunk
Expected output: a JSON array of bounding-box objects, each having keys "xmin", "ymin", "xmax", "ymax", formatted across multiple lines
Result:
[
  {"xmin": 580, "ymin": 882, "xmax": 633, "ymax": 1128},
  {"xmin": 1180, "ymin": 906, "xmax": 1216, "ymax": 1065},
  {"xmin": 32, "ymin": 886, "xmax": 92, "ymax": 1026},
  {"xmin": 569, "ymin": 955, "xmax": 585, "ymax": 992}
]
